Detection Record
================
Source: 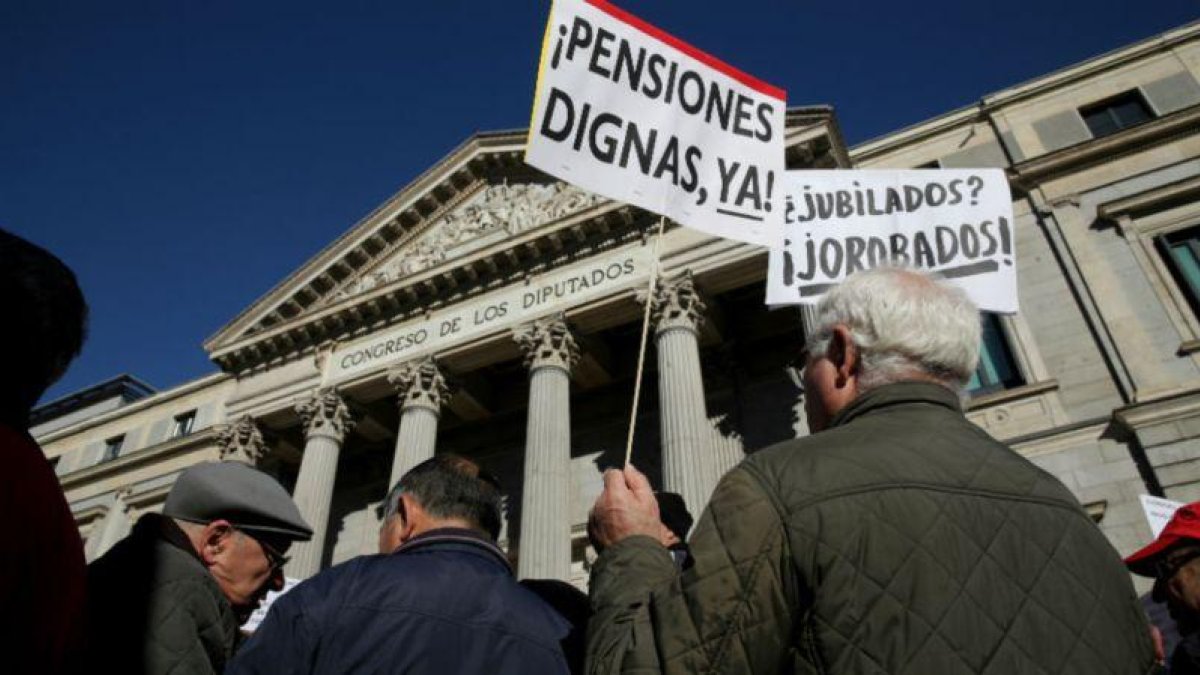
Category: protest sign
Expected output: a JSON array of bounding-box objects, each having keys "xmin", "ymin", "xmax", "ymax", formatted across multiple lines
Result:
[
  {"xmin": 766, "ymin": 169, "xmax": 1019, "ymax": 313},
  {"xmin": 526, "ymin": 0, "xmax": 786, "ymax": 248},
  {"xmin": 1140, "ymin": 494, "xmax": 1184, "ymax": 538}
]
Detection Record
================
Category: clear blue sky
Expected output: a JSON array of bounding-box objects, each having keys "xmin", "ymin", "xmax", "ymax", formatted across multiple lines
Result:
[{"xmin": 4, "ymin": 0, "xmax": 1196, "ymax": 404}]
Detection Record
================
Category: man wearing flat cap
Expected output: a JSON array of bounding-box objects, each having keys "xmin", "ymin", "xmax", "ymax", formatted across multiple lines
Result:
[
  {"xmin": 1128, "ymin": 501, "xmax": 1200, "ymax": 673},
  {"xmin": 85, "ymin": 461, "xmax": 311, "ymax": 675}
]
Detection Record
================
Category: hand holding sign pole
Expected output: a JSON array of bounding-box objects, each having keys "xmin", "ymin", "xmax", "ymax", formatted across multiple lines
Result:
[{"xmin": 526, "ymin": 0, "xmax": 788, "ymax": 465}]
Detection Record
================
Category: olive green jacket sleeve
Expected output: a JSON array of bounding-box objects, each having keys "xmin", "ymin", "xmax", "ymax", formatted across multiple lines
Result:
[{"xmin": 586, "ymin": 466, "xmax": 798, "ymax": 675}]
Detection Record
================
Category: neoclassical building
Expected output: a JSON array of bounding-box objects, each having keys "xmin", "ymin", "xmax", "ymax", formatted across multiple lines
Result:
[{"xmin": 38, "ymin": 21, "xmax": 1200, "ymax": 591}]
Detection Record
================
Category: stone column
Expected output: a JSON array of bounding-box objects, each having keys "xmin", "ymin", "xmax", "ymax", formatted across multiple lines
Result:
[
  {"xmin": 513, "ymin": 314, "xmax": 579, "ymax": 580},
  {"xmin": 647, "ymin": 270, "xmax": 723, "ymax": 517},
  {"xmin": 386, "ymin": 357, "xmax": 451, "ymax": 487},
  {"xmin": 287, "ymin": 388, "xmax": 355, "ymax": 578},
  {"xmin": 216, "ymin": 415, "xmax": 269, "ymax": 465}
]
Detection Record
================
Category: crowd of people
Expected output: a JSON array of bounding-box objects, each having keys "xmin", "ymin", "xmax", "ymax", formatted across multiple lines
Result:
[{"xmin": 3, "ymin": 225, "xmax": 1195, "ymax": 673}]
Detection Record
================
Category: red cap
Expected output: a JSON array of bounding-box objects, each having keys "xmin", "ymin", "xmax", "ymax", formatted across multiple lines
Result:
[{"xmin": 1125, "ymin": 502, "xmax": 1200, "ymax": 577}]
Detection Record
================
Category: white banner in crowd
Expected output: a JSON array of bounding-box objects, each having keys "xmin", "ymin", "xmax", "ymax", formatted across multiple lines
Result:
[
  {"xmin": 526, "ymin": 0, "xmax": 786, "ymax": 248},
  {"xmin": 1140, "ymin": 494, "xmax": 1184, "ymax": 538},
  {"xmin": 766, "ymin": 169, "xmax": 1019, "ymax": 313},
  {"xmin": 241, "ymin": 577, "xmax": 299, "ymax": 633}
]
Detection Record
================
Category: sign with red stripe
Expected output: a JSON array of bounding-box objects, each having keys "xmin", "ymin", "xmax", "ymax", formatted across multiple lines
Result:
[{"xmin": 526, "ymin": 0, "xmax": 786, "ymax": 247}]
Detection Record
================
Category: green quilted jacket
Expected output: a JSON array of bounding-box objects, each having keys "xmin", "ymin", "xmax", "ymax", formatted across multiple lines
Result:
[
  {"xmin": 587, "ymin": 382, "xmax": 1158, "ymax": 675},
  {"xmin": 86, "ymin": 514, "xmax": 241, "ymax": 675}
]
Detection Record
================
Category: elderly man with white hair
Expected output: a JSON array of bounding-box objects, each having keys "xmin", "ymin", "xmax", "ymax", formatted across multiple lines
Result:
[{"xmin": 586, "ymin": 266, "xmax": 1157, "ymax": 675}]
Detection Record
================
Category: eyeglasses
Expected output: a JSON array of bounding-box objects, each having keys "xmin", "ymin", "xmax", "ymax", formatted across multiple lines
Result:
[
  {"xmin": 260, "ymin": 538, "xmax": 290, "ymax": 573},
  {"xmin": 238, "ymin": 529, "xmax": 290, "ymax": 573},
  {"xmin": 785, "ymin": 348, "xmax": 811, "ymax": 393}
]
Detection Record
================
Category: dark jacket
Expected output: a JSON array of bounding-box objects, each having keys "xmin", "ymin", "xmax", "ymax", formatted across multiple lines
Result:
[
  {"xmin": 1172, "ymin": 632, "xmax": 1200, "ymax": 675},
  {"xmin": 587, "ymin": 382, "xmax": 1158, "ymax": 675},
  {"xmin": 228, "ymin": 527, "xmax": 572, "ymax": 675},
  {"xmin": 1, "ymin": 423, "xmax": 87, "ymax": 675},
  {"xmin": 87, "ymin": 514, "xmax": 241, "ymax": 675}
]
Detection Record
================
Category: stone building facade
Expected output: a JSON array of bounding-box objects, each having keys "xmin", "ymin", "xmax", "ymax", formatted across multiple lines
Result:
[{"xmin": 37, "ymin": 22, "xmax": 1200, "ymax": 590}]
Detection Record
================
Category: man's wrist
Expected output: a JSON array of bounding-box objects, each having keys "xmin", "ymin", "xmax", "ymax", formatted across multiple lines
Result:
[{"xmin": 590, "ymin": 534, "xmax": 677, "ymax": 609}]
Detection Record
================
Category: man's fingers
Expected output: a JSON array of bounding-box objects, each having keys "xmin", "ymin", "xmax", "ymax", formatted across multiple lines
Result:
[
  {"xmin": 624, "ymin": 463, "xmax": 655, "ymax": 499},
  {"xmin": 602, "ymin": 468, "xmax": 629, "ymax": 496}
]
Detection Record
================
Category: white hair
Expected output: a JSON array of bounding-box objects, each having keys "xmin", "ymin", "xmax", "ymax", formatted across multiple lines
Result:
[{"xmin": 806, "ymin": 265, "xmax": 982, "ymax": 391}]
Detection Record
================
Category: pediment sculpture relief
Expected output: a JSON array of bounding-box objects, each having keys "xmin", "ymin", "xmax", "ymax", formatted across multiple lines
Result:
[{"xmin": 331, "ymin": 182, "xmax": 605, "ymax": 303}]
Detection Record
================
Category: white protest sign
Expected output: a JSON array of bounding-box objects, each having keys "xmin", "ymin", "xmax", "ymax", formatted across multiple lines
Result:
[
  {"xmin": 766, "ymin": 169, "xmax": 1018, "ymax": 313},
  {"xmin": 526, "ymin": 0, "xmax": 786, "ymax": 247},
  {"xmin": 240, "ymin": 577, "xmax": 300, "ymax": 633},
  {"xmin": 1140, "ymin": 494, "xmax": 1185, "ymax": 538}
]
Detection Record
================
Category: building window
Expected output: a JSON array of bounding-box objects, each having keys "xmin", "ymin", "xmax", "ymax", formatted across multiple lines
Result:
[
  {"xmin": 102, "ymin": 435, "xmax": 124, "ymax": 462},
  {"xmin": 172, "ymin": 411, "xmax": 196, "ymax": 438},
  {"xmin": 1080, "ymin": 91, "xmax": 1154, "ymax": 139},
  {"xmin": 1158, "ymin": 226, "xmax": 1200, "ymax": 319},
  {"xmin": 968, "ymin": 314, "xmax": 1023, "ymax": 396}
]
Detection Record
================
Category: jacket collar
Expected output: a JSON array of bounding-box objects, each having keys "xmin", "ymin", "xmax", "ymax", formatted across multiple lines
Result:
[
  {"xmin": 133, "ymin": 512, "xmax": 206, "ymax": 565},
  {"xmin": 828, "ymin": 381, "xmax": 963, "ymax": 429},
  {"xmin": 392, "ymin": 527, "xmax": 513, "ymax": 574}
]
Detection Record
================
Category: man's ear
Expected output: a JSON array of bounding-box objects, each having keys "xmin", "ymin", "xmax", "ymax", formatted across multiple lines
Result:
[
  {"xmin": 199, "ymin": 519, "xmax": 235, "ymax": 565},
  {"xmin": 830, "ymin": 325, "xmax": 859, "ymax": 387},
  {"xmin": 398, "ymin": 493, "xmax": 424, "ymax": 543}
]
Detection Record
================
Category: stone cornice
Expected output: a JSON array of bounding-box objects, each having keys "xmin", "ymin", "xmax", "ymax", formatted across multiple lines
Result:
[
  {"xmin": 1112, "ymin": 386, "xmax": 1200, "ymax": 430},
  {"xmin": 36, "ymin": 372, "xmax": 231, "ymax": 445},
  {"xmin": 1097, "ymin": 174, "xmax": 1200, "ymax": 222},
  {"xmin": 58, "ymin": 427, "xmax": 219, "ymax": 490},
  {"xmin": 1010, "ymin": 105, "xmax": 1200, "ymax": 189},
  {"xmin": 852, "ymin": 21, "xmax": 1200, "ymax": 161},
  {"xmin": 964, "ymin": 379, "xmax": 1059, "ymax": 411}
]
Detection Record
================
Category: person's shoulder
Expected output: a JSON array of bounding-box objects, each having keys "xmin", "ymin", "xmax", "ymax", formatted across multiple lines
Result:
[
  {"xmin": 740, "ymin": 428, "xmax": 860, "ymax": 483},
  {"xmin": 286, "ymin": 554, "xmax": 369, "ymax": 599},
  {"xmin": 494, "ymin": 578, "xmax": 575, "ymax": 642}
]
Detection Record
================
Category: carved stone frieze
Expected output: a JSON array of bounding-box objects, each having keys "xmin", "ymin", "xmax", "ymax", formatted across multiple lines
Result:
[
  {"xmin": 513, "ymin": 313, "xmax": 580, "ymax": 373},
  {"xmin": 331, "ymin": 182, "xmax": 604, "ymax": 302}
]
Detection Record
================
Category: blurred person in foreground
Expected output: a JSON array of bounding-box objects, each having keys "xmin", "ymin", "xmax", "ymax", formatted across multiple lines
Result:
[
  {"xmin": 228, "ymin": 454, "xmax": 572, "ymax": 675},
  {"xmin": 86, "ymin": 461, "xmax": 312, "ymax": 674},
  {"xmin": 587, "ymin": 265, "xmax": 1157, "ymax": 675},
  {"xmin": 0, "ymin": 229, "xmax": 89, "ymax": 674},
  {"xmin": 1127, "ymin": 501, "xmax": 1200, "ymax": 673}
]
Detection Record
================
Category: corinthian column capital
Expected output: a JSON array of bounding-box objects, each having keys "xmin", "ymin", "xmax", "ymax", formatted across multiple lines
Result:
[
  {"xmin": 295, "ymin": 388, "xmax": 355, "ymax": 443},
  {"xmin": 217, "ymin": 415, "xmax": 269, "ymax": 465},
  {"xmin": 387, "ymin": 357, "xmax": 451, "ymax": 413},
  {"xmin": 644, "ymin": 270, "xmax": 706, "ymax": 334},
  {"xmin": 513, "ymin": 314, "xmax": 579, "ymax": 373}
]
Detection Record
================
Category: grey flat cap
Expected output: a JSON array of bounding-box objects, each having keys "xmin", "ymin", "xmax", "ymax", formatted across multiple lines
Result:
[{"xmin": 163, "ymin": 462, "xmax": 312, "ymax": 541}]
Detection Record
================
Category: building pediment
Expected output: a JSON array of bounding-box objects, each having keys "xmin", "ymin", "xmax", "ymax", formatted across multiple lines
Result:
[
  {"xmin": 204, "ymin": 110, "xmax": 846, "ymax": 374},
  {"xmin": 326, "ymin": 181, "xmax": 606, "ymax": 305},
  {"xmin": 203, "ymin": 130, "xmax": 640, "ymax": 374}
]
